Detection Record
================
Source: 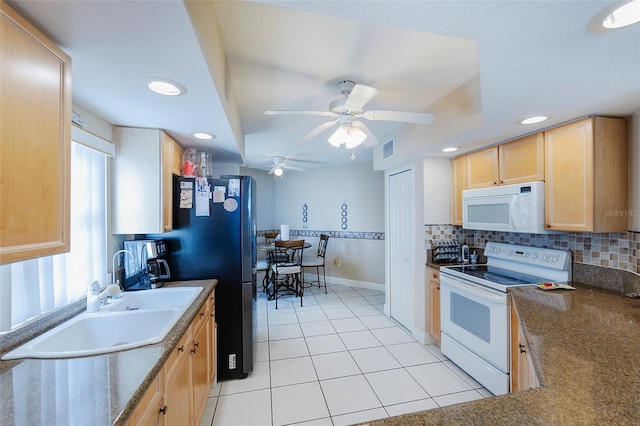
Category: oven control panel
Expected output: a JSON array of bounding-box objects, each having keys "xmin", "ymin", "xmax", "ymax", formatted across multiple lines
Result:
[{"xmin": 484, "ymin": 242, "xmax": 571, "ymax": 270}]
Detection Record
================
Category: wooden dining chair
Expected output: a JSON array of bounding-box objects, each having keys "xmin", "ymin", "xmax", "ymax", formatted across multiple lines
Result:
[
  {"xmin": 302, "ymin": 234, "xmax": 329, "ymax": 294},
  {"xmin": 270, "ymin": 239, "xmax": 305, "ymax": 309}
]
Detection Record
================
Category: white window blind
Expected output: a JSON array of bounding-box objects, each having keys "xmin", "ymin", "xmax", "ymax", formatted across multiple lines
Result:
[{"xmin": 0, "ymin": 142, "xmax": 107, "ymax": 331}]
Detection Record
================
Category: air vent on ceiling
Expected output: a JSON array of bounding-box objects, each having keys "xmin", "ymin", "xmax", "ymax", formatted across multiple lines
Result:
[{"xmin": 382, "ymin": 138, "xmax": 394, "ymax": 159}]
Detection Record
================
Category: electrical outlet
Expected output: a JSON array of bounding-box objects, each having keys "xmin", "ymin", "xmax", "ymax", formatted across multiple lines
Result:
[{"xmin": 334, "ymin": 258, "xmax": 340, "ymax": 266}]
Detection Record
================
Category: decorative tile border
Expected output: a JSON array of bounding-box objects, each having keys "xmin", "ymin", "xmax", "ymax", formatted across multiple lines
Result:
[
  {"xmin": 424, "ymin": 225, "xmax": 640, "ymax": 276},
  {"xmin": 258, "ymin": 229, "xmax": 384, "ymax": 240}
]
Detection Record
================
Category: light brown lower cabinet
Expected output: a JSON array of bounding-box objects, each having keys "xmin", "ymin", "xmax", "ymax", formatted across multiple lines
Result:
[
  {"xmin": 510, "ymin": 302, "xmax": 539, "ymax": 392},
  {"xmin": 428, "ymin": 267, "xmax": 441, "ymax": 345},
  {"xmin": 126, "ymin": 372, "xmax": 165, "ymax": 426},
  {"xmin": 126, "ymin": 288, "xmax": 215, "ymax": 426}
]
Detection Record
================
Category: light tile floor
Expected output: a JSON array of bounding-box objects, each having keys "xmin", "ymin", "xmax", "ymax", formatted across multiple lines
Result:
[{"xmin": 200, "ymin": 283, "xmax": 493, "ymax": 426}]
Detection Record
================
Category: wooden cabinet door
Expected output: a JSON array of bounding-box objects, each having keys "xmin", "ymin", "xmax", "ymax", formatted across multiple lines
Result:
[
  {"xmin": 544, "ymin": 119, "xmax": 594, "ymax": 232},
  {"xmin": 0, "ymin": 2, "xmax": 71, "ymax": 264},
  {"xmin": 499, "ymin": 133, "xmax": 544, "ymax": 185},
  {"xmin": 466, "ymin": 147, "xmax": 499, "ymax": 189},
  {"xmin": 161, "ymin": 132, "xmax": 173, "ymax": 233},
  {"xmin": 428, "ymin": 273, "xmax": 441, "ymax": 345},
  {"xmin": 113, "ymin": 128, "xmax": 178, "ymax": 234},
  {"xmin": 191, "ymin": 318, "xmax": 211, "ymax": 424},
  {"xmin": 126, "ymin": 372, "xmax": 165, "ymax": 426},
  {"xmin": 171, "ymin": 140, "xmax": 185, "ymax": 176},
  {"xmin": 510, "ymin": 302, "xmax": 538, "ymax": 392},
  {"xmin": 451, "ymin": 155, "xmax": 467, "ymax": 226},
  {"xmin": 164, "ymin": 332, "xmax": 193, "ymax": 426},
  {"xmin": 208, "ymin": 291, "xmax": 217, "ymax": 385}
]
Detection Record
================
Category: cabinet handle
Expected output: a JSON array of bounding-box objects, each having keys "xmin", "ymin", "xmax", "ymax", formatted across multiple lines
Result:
[
  {"xmin": 519, "ymin": 343, "xmax": 527, "ymax": 354},
  {"xmin": 164, "ymin": 226, "xmax": 171, "ymax": 232},
  {"xmin": 159, "ymin": 405, "xmax": 168, "ymax": 415},
  {"xmin": 178, "ymin": 345, "xmax": 185, "ymax": 353},
  {"xmin": 201, "ymin": 312, "xmax": 206, "ymax": 318},
  {"xmin": 493, "ymin": 181, "xmax": 498, "ymax": 185},
  {"xmin": 210, "ymin": 313, "xmax": 215, "ymax": 318}
]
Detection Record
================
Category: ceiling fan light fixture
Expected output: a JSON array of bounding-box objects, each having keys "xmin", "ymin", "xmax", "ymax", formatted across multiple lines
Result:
[
  {"xmin": 273, "ymin": 166, "xmax": 284, "ymax": 177},
  {"xmin": 603, "ymin": 0, "xmax": 640, "ymax": 28},
  {"xmin": 327, "ymin": 125, "xmax": 367, "ymax": 149}
]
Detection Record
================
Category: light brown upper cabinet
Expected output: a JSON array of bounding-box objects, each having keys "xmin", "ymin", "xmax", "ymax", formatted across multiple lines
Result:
[
  {"xmin": 112, "ymin": 127, "xmax": 183, "ymax": 234},
  {"xmin": 499, "ymin": 133, "xmax": 545, "ymax": 185},
  {"xmin": 544, "ymin": 117, "xmax": 628, "ymax": 232},
  {"xmin": 451, "ymin": 155, "xmax": 467, "ymax": 226},
  {"xmin": 0, "ymin": 1, "xmax": 72, "ymax": 264},
  {"xmin": 466, "ymin": 147, "xmax": 499, "ymax": 189},
  {"xmin": 466, "ymin": 133, "xmax": 544, "ymax": 189}
]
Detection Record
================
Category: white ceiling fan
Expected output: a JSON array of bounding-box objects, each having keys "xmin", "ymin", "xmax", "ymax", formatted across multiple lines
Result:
[
  {"xmin": 267, "ymin": 156, "xmax": 305, "ymax": 177},
  {"xmin": 265, "ymin": 80, "xmax": 434, "ymax": 149}
]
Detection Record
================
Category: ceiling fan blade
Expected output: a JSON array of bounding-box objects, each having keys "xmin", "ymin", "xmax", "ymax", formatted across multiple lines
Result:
[
  {"xmin": 298, "ymin": 118, "xmax": 339, "ymax": 144},
  {"xmin": 362, "ymin": 110, "xmax": 434, "ymax": 125},
  {"xmin": 268, "ymin": 166, "xmax": 277, "ymax": 174},
  {"xmin": 283, "ymin": 165, "xmax": 305, "ymax": 172},
  {"xmin": 265, "ymin": 110, "xmax": 337, "ymax": 117},
  {"xmin": 353, "ymin": 121, "xmax": 380, "ymax": 147},
  {"xmin": 345, "ymin": 84, "xmax": 380, "ymax": 110}
]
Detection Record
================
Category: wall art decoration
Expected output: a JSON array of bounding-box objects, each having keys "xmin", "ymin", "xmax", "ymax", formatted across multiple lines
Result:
[
  {"xmin": 302, "ymin": 203, "xmax": 308, "ymax": 229},
  {"xmin": 341, "ymin": 202, "xmax": 348, "ymax": 230}
]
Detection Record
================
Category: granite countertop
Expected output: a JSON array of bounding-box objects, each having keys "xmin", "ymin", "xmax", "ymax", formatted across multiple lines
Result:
[
  {"xmin": 0, "ymin": 279, "xmax": 217, "ymax": 426},
  {"xmin": 365, "ymin": 282, "xmax": 640, "ymax": 425}
]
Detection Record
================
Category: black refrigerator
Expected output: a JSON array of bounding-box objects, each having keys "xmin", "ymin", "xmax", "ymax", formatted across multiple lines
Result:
[{"xmin": 150, "ymin": 175, "xmax": 256, "ymax": 380}]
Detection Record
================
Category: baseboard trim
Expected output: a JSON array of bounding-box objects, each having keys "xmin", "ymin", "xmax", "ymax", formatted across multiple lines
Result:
[{"xmin": 304, "ymin": 273, "xmax": 384, "ymax": 292}]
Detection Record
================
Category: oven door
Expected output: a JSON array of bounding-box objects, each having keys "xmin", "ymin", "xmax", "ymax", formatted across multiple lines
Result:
[{"xmin": 440, "ymin": 273, "xmax": 510, "ymax": 372}]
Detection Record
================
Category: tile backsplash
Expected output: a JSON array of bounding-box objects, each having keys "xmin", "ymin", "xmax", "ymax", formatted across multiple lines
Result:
[{"xmin": 425, "ymin": 224, "xmax": 640, "ymax": 276}]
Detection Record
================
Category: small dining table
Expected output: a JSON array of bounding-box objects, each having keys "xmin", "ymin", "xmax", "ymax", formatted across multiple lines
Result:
[{"xmin": 256, "ymin": 241, "xmax": 312, "ymax": 301}]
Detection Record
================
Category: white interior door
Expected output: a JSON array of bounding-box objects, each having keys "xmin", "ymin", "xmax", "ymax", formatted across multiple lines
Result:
[{"xmin": 388, "ymin": 169, "xmax": 414, "ymax": 331}]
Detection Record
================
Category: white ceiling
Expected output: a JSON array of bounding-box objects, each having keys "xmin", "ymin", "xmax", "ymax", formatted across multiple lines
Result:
[{"xmin": 8, "ymin": 0, "xmax": 640, "ymax": 172}]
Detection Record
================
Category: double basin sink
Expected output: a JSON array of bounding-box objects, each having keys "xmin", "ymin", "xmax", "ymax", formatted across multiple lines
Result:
[{"xmin": 1, "ymin": 287, "xmax": 203, "ymax": 360}]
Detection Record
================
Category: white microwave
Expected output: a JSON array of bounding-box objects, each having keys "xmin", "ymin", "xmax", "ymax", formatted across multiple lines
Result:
[{"xmin": 462, "ymin": 181, "xmax": 547, "ymax": 233}]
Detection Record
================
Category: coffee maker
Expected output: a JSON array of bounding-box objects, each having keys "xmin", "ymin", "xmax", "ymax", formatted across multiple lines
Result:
[{"xmin": 123, "ymin": 239, "xmax": 171, "ymax": 290}]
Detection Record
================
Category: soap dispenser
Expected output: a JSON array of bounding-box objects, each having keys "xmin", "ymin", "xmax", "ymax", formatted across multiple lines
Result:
[{"xmin": 87, "ymin": 281, "xmax": 101, "ymax": 313}]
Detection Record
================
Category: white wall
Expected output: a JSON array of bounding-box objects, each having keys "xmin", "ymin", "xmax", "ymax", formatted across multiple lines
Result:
[
  {"xmin": 274, "ymin": 162, "xmax": 384, "ymax": 232},
  {"xmin": 240, "ymin": 166, "xmax": 276, "ymax": 230},
  {"xmin": 271, "ymin": 162, "xmax": 385, "ymax": 287},
  {"xmin": 629, "ymin": 110, "xmax": 640, "ymax": 232},
  {"xmin": 423, "ymin": 157, "xmax": 452, "ymax": 224}
]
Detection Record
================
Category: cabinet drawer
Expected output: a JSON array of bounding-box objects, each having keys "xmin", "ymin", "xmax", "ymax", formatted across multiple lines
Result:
[
  {"xmin": 165, "ymin": 328, "xmax": 191, "ymax": 378},
  {"xmin": 192, "ymin": 300, "xmax": 210, "ymax": 335},
  {"xmin": 429, "ymin": 268, "xmax": 440, "ymax": 284}
]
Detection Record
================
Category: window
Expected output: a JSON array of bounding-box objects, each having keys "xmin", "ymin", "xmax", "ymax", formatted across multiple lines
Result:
[{"xmin": 0, "ymin": 141, "xmax": 107, "ymax": 331}]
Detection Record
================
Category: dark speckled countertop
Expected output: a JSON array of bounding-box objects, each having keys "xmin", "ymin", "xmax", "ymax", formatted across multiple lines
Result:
[
  {"xmin": 0, "ymin": 279, "xmax": 217, "ymax": 426},
  {"xmin": 364, "ymin": 282, "xmax": 640, "ymax": 425}
]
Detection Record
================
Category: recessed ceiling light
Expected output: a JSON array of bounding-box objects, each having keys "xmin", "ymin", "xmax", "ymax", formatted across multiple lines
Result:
[
  {"xmin": 148, "ymin": 79, "xmax": 187, "ymax": 96},
  {"xmin": 193, "ymin": 132, "xmax": 215, "ymax": 140},
  {"xmin": 520, "ymin": 115, "xmax": 548, "ymax": 125},
  {"xmin": 603, "ymin": 0, "xmax": 640, "ymax": 29},
  {"xmin": 442, "ymin": 147, "xmax": 459, "ymax": 153}
]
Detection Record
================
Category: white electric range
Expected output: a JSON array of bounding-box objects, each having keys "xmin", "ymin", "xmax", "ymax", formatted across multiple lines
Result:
[{"xmin": 439, "ymin": 242, "xmax": 571, "ymax": 395}]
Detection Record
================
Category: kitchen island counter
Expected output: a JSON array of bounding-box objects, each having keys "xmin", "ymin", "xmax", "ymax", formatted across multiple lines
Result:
[
  {"xmin": 364, "ymin": 282, "xmax": 640, "ymax": 425},
  {"xmin": 0, "ymin": 279, "xmax": 217, "ymax": 426}
]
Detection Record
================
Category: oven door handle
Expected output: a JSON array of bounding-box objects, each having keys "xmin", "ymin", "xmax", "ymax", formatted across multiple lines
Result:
[{"xmin": 441, "ymin": 275, "xmax": 507, "ymax": 303}]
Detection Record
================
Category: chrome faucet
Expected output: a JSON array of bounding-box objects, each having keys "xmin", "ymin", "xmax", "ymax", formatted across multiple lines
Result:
[{"xmin": 112, "ymin": 249, "xmax": 135, "ymax": 287}]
